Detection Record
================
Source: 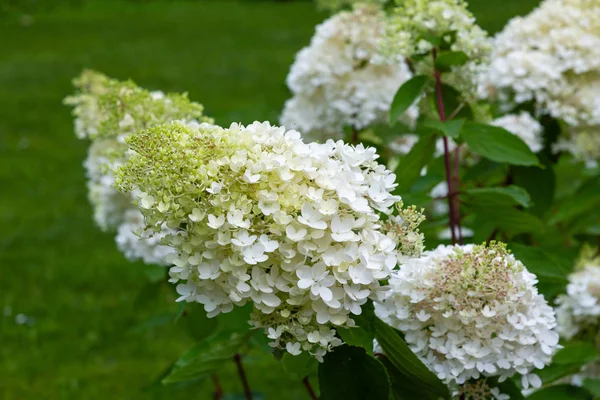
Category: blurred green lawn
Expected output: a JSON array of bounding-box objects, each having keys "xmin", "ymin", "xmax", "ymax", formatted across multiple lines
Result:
[{"xmin": 0, "ymin": 1, "xmax": 539, "ymax": 398}]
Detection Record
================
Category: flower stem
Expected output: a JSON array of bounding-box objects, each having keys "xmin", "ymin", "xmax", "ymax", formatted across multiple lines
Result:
[
  {"xmin": 302, "ymin": 376, "xmax": 318, "ymax": 400},
  {"xmin": 432, "ymin": 48, "xmax": 462, "ymax": 245},
  {"xmin": 212, "ymin": 374, "xmax": 223, "ymax": 400},
  {"xmin": 233, "ymin": 353, "xmax": 253, "ymax": 400}
]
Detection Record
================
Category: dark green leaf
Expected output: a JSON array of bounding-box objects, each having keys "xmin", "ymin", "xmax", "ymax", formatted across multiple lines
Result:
[
  {"xmin": 472, "ymin": 207, "xmax": 545, "ymax": 235},
  {"xmin": 553, "ymin": 342, "xmax": 600, "ymax": 365},
  {"xmin": 337, "ymin": 301, "xmax": 376, "ymax": 354},
  {"xmin": 509, "ymin": 243, "xmax": 569, "ymax": 298},
  {"xmin": 163, "ymin": 331, "xmax": 251, "ymax": 384},
  {"xmin": 390, "ymin": 75, "xmax": 427, "ymax": 125},
  {"xmin": 435, "ymin": 51, "xmax": 469, "ymax": 72},
  {"xmin": 374, "ymin": 318, "xmax": 450, "ymax": 399},
  {"xmin": 380, "ymin": 357, "xmax": 433, "ymax": 400},
  {"xmin": 319, "ymin": 345, "xmax": 390, "ymax": 400},
  {"xmin": 512, "ymin": 160, "xmax": 556, "ymax": 217},
  {"xmin": 526, "ymin": 384, "xmax": 593, "ymax": 400},
  {"xmin": 583, "ymin": 379, "xmax": 600, "ymax": 397},
  {"xmin": 550, "ymin": 177, "xmax": 600, "ymax": 225},
  {"xmin": 422, "ymin": 118, "xmax": 464, "ymax": 139},
  {"xmin": 465, "ymin": 185, "xmax": 531, "ymax": 208},
  {"xmin": 142, "ymin": 265, "xmax": 167, "ymax": 283},
  {"xmin": 461, "ymin": 122, "xmax": 540, "ymax": 166},
  {"xmin": 393, "ymin": 135, "xmax": 437, "ymax": 194},
  {"xmin": 282, "ymin": 351, "xmax": 318, "ymax": 380}
]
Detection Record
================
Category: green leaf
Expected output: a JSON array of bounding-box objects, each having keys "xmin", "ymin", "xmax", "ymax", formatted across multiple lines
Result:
[
  {"xmin": 583, "ymin": 379, "xmax": 600, "ymax": 397},
  {"xmin": 537, "ymin": 363, "xmax": 584, "ymax": 385},
  {"xmin": 177, "ymin": 303, "xmax": 218, "ymax": 341},
  {"xmin": 163, "ymin": 331, "xmax": 251, "ymax": 384},
  {"xmin": 422, "ymin": 118, "xmax": 464, "ymax": 139},
  {"xmin": 282, "ymin": 351, "xmax": 318, "ymax": 380},
  {"xmin": 435, "ymin": 51, "xmax": 469, "ymax": 72},
  {"xmin": 374, "ymin": 318, "xmax": 450, "ymax": 399},
  {"xmin": 508, "ymin": 243, "xmax": 569, "ymax": 298},
  {"xmin": 553, "ymin": 342, "xmax": 600, "ymax": 365},
  {"xmin": 389, "ymin": 75, "xmax": 427, "ymax": 125},
  {"xmin": 526, "ymin": 384, "xmax": 593, "ymax": 400},
  {"xmin": 512, "ymin": 160, "xmax": 556, "ymax": 217},
  {"xmin": 472, "ymin": 207, "xmax": 545, "ymax": 235},
  {"xmin": 461, "ymin": 122, "xmax": 540, "ymax": 166},
  {"xmin": 319, "ymin": 345, "xmax": 390, "ymax": 400},
  {"xmin": 464, "ymin": 185, "xmax": 531, "ymax": 208},
  {"xmin": 393, "ymin": 135, "xmax": 437, "ymax": 194},
  {"xmin": 380, "ymin": 357, "xmax": 433, "ymax": 400},
  {"xmin": 337, "ymin": 301, "xmax": 376, "ymax": 354},
  {"xmin": 550, "ymin": 177, "xmax": 600, "ymax": 225}
]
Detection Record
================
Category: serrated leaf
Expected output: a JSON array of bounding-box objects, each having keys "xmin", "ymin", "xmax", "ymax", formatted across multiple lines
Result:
[
  {"xmin": 422, "ymin": 118, "xmax": 464, "ymax": 138},
  {"xmin": 319, "ymin": 345, "xmax": 390, "ymax": 400},
  {"xmin": 435, "ymin": 51, "xmax": 469, "ymax": 72},
  {"xmin": 393, "ymin": 135, "xmax": 437, "ymax": 194},
  {"xmin": 163, "ymin": 331, "xmax": 251, "ymax": 384},
  {"xmin": 461, "ymin": 122, "xmax": 540, "ymax": 166},
  {"xmin": 526, "ymin": 384, "xmax": 593, "ymax": 400},
  {"xmin": 553, "ymin": 342, "xmax": 600, "ymax": 365},
  {"xmin": 374, "ymin": 318, "xmax": 450, "ymax": 399},
  {"xmin": 465, "ymin": 185, "xmax": 531, "ymax": 208},
  {"xmin": 390, "ymin": 75, "xmax": 427, "ymax": 125}
]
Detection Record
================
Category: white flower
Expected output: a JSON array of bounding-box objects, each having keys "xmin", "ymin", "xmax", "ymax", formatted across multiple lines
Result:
[
  {"xmin": 115, "ymin": 209, "xmax": 176, "ymax": 266},
  {"xmin": 555, "ymin": 258, "xmax": 600, "ymax": 340},
  {"xmin": 280, "ymin": 5, "xmax": 416, "ymax": 142},
  {"xmin": 375, "ymin": 243, "xmax": 560, "ymax": 385},
  {"xmin": 64, "ymin": 70, "xmax": 211, "ymax": 266},
  {"xmin": 116, "ymin": 120, "xmax": 420, "ymax": 360},
  {"xmin": 479, "ymin": 0, "xmax": 600, "ymax": 127}
]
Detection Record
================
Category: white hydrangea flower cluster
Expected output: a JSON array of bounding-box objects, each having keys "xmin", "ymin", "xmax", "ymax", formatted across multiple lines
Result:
[
  {"xmin": 116, "ymin": 210, "xmax": 176, "ymax": 265},
  {"xmin": 375, "ymin": 243, "xmax": 560, "ymax": 388},
  {"xmin": 554, "ymin": 126, "xmax": 600, "ymax": 168},
  {"xmin": 479, "ymin": 0, "xmax": 600, "ymax": 127},
  {"xmin": 65, "ymin": 70, "xmax": 210, "ymax": 265},
  {"xmin": 280, "ymin": 5, "xmax": 416, "ymax": 142},
  {"xmin": 490, "ymin": 112, "xmax": 544, "ymax": 153},
  {"xmin": 116, "ymin": 120, "xmax": 424, "ymax": 360},
  {"xmin": 381, "ymin": 0, "xmax": 490, "ymax": 99},
  {"xmin": 555, "ymin": 260, "xmax": 600, "ymax": 340}
]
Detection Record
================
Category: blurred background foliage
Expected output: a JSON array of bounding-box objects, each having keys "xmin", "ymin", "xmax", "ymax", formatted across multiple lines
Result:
[{"xmin": 0, "ymin": 0, "xmax": 541, "ymax": 398}]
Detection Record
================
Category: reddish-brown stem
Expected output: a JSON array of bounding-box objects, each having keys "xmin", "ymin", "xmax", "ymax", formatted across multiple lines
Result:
[
  {"xmin": 433, "ymin": 48, "xmax": 462, "ymax": 245},
  {"xmin": 302, "ymin": 376, "xmax": 318, "ymax": 400},
  {"xmin": 212, "ymin": 374, "xmax": 223, "ymax": 400},
  {"xmin": 233, "ymin": 353, "xmax": 253, "ymax": 400},
  {"xmin": 453, "ymin": 146, "xmax": 463, "ymax": 244}
]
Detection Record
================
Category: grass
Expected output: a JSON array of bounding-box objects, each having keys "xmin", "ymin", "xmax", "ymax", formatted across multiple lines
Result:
[{"xmin": 0, "ymin": 1, "xmax": 540, "ymax": 398}]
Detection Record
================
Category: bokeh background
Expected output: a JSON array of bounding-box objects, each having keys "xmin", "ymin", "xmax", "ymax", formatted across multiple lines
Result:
[{"xmin": 0, "ymin": 1, "xmax": 540, "ymax": 398}]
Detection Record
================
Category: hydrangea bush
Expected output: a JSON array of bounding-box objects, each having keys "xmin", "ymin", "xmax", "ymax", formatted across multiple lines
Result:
[{"xmin": 65, "ymin": 0, "xmax": 600, "ymax": 398}]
